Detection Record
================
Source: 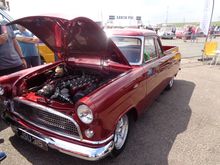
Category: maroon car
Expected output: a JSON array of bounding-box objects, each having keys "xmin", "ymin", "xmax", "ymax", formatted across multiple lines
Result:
[{"xmin": 0, "ymin": 16, "xmax": 181, "ymax": 161}]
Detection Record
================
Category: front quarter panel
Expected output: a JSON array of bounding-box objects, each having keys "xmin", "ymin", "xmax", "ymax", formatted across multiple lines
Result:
[{"xmin": 88, "ymin": 67, "xmax": 145, "ymax": 139}]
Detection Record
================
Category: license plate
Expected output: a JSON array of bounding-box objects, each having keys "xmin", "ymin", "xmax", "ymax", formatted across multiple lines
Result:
[{"xmin": 18, "ymin": 129, "xmax": 48, "ymax": 151}]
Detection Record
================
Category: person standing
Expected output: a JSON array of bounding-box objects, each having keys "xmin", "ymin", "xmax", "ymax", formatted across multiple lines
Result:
[
  {"xmin": 0, "ymin": 22, "xmax": 27, "ymax": 162},
  {"xmin": 0, "ymin": 22, "xmax": 27, "ymax": 76},
  {"xmin": 15, "ymin": 25, "xmax": 40, "ymax": 68},
  {"xmin": 172, "ymin": 26, "xmax": 176, "ymax": 35},
  {"xmin": 191, "ymin": 26, "xmax": 196, "ymax": 42}
]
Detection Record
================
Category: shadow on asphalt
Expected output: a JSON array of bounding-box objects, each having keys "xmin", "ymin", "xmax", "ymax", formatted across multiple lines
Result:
[
  {"xmin": 0, "ymin": 103, "xmax": 8, "ymax": 132},
  {"xmin": 8, "ymin": 79, "xmax": 194, "ymax": 165},
  {"xmin": 0, "ymin": 119, "xmax": 8, "ymax": 132}
]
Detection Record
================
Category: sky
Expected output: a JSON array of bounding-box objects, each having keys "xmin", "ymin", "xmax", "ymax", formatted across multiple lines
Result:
[{"xmin": 9, "ymin": 0, "xmax": 220, "ymax": 25}]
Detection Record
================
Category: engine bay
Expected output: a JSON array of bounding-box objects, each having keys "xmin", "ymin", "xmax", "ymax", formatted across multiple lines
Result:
[{"xmin": 24, "ymin": 64, "xmax": 120, "ymax": 104}]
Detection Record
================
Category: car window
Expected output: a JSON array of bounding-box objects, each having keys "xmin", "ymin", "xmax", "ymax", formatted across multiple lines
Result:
[
  {"xmin": 144, "ymin": 38, "xmax": 157, "ymax": 62},
  {"xmin": 155, "ymin": 38, "xmax": 163, "ymax": 57},
  {"xmin": 111, "ymin": 37, "xmax": 142, "ymax": 64}
]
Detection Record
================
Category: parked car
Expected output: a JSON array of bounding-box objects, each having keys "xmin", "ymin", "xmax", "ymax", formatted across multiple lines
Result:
[
  {"xmin": 175, "ymin": 29, "xmax": 185, "ymax": 39},
  {"xmin": 158, "ymin": 27, "xmax": 176, "ymax": 39},
  {"xmin": 176, "ymin": 28, "xmax": 205, "ymax": 40},
  {"xmin": 213, "ymin": 26, "xmax": 220, "ymax": 38},
  {"xmin": 0, "ymin": 16, "xmax": 181, "ymax": 161},
  {"xmin": 37, "ymin": 41, "xmax": 55, "ymax": 63},
  {"xmin": 214, "ymin": 31, "xmax": 220, "ymax": 37},
  {"xmin": 176, "ymin": 30, "xmax": 191, "ymax": 40}
]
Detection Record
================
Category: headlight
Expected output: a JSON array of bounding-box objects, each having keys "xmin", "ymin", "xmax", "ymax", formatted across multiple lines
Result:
[
  {"xmin": 0, "ymin": 86, "xmax": 4, "ymax": 96},
  {"xmin": 77, "ymin": 104, "xmax": 93, "ymax": 124}
]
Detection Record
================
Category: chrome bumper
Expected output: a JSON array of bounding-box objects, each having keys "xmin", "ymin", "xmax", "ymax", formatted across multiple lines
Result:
[{"xmin": 10, "ymin": 125, "xmax": 114, "ymax": 161}]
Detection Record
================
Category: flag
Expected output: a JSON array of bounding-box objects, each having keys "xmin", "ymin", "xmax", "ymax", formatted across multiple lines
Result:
[{"xmin": 200, "ymin": 0, "xmax": 214, "ymax": 35}]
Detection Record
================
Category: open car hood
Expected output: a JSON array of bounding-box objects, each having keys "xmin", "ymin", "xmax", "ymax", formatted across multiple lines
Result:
[{"xmin": 9, "ymin": 16, "xmax": 130, "ymax": 66}]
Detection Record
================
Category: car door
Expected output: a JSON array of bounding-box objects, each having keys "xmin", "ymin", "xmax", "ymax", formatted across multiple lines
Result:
[
  {"xmin": 141, "ymin": 36, "xmax": 161, "ymax": 108},
  {"xmin": 155, "ymin": 37, "xmax": 174, "ymax": 90}
]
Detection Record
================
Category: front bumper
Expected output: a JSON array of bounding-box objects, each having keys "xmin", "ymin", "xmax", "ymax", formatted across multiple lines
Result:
[
  {"xmin": 3, "ymin": 112, "xmax": 114, "ymax": 161},
  {"xmin": 12, "ymin": 125, "xmax": 114, "ymax": 161}
]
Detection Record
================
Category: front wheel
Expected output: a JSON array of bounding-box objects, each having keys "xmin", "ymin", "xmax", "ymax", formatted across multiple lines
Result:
[{"xmin": 111, "ymin": 113, "xmax": 129, "ymax": 157}]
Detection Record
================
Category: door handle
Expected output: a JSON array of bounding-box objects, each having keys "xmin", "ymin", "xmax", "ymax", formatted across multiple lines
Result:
[{"xmin": 133, "ymin": 84, "xmax": 139, "ymax": 89}]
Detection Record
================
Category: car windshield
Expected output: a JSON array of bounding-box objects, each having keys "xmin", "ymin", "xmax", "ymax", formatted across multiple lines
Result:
[
  {"xmin": 160, "ymin": 27, "xmax": 172, "ymax": 32},
  {"xmin": 111, "ymin": 37, "xmax": 142, "ymax": 64}
]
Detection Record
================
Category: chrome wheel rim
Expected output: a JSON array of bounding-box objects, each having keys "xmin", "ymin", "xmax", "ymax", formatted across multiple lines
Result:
[
  {"xmin": 169, "ymin": 77, "xmax": 174, "ymax": 87},
  {"xmin": 114, "ymin": 114, "xmax": 129, "ymax": 150}
]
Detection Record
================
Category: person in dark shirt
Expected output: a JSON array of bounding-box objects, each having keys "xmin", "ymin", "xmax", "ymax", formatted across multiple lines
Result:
[{"xmin": 0, "ymin": 22, "xmax": 27, "ymax": 76}]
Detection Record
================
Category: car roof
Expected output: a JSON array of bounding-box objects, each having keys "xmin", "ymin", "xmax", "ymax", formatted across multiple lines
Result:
[{"xmin": 105, "ymin": 28, "xmax": 156, "ymax": 37}]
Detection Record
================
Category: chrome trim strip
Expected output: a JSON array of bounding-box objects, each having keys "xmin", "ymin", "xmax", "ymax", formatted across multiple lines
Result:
[
  {"xmin": 82, "ymin": 134, "xmax": 114, "ymax": 145},
  {"xmin": 13, "ymin": 127, "xmax": 114, "ymax": 161},
  {"xmin": 11, "ymin": 97, "xmax": 114, "ymax": 145}
]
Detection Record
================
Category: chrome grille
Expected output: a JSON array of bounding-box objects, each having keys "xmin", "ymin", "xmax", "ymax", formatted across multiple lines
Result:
[{"xmin": 12, "ymin": 99, "xmax": 80, "ymax": 138}]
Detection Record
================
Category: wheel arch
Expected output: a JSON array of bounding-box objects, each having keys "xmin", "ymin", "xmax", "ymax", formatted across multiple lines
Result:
[
  {"xmin": 127, "ymin": 107, "xmax": 138, "ymax": 122},
  {"xmin": 115, "ymin": 106, "xmax": 138, "ymax": 127},
  {"xmin": 110, "ymin": 106, "xmax": 138, "ymax": 157}
]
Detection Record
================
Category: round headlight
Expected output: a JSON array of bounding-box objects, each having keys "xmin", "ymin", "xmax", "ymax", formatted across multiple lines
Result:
[
  {"xmin": 0, "ymin": 86, "xmax": 4, "ymax": 96},
  {"xmin": 77, "ymin": 104, "xmax": 93, "ymax": 124}
]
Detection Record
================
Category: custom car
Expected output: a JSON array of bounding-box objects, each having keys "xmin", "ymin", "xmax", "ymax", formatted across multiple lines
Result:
[{"xmin": 0, "ymin": 16, "xmax": 181, "ymax": 161}]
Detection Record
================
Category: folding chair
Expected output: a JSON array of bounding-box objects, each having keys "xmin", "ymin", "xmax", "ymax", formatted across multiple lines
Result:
[
  {"xmin": 215, "ymin": 50, "xmax": 220, "ymax": 65},
  {"xmin": 203, "ymin": 41, "xmax": 220, "ymax": 65}
]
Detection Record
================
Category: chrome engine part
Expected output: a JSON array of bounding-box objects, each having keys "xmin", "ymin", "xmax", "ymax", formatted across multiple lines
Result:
[
  {"xmin": 36, "ymin": 73, "xmax": 99, "ymax": 104},
  {"xmin": 21, "ymin": 65, "xmax": 106, "ymax": 104},
  {"xmin": 24, "ymin": 64, "xmax": 118, "ymax": 104}
]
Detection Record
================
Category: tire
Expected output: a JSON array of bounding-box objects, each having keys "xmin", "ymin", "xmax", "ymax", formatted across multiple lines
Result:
[
  {"xmin": 111, "ymin": 113, "xmax": 130, "ymax": 157},
  {"xmin": 166, "ymin": 77, "xmax": 174, "ymax": 90}
]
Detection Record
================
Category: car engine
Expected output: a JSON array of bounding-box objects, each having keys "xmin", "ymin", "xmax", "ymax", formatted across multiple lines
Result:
[{"xmin": 26, "ymin": 64, "xmax": 114, "ymax": 104}]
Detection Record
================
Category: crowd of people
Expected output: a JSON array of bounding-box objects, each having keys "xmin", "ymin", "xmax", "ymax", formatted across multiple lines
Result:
[
  {"xmin": 182, "ymin": 25, "xmax": 220, "ymax": 42},
  {"xmin": 182, "ymin": 25, "xmax": 200, "ymax": 42},
  {"xmin": 210, "ymin": 25, "xmax": 220, "ymax": 39}
]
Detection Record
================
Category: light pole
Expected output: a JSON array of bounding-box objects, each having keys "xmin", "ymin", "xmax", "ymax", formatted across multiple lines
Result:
[
  {"xmin": 165, "ymin": 6, "xmax": 169, "ymax": 24},
  {"xmin": 202, "ymin": 0, "xmax": 215, "ymax": 61},
  {"xmin": 206, "ymin": 0, "xmax": 215, "ymax": 42}
]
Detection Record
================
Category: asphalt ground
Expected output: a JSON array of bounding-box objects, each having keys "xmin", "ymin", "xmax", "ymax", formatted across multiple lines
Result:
[{"xmin": 1, "ymin": 39, "xmax": 220, "ymax": 165}]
